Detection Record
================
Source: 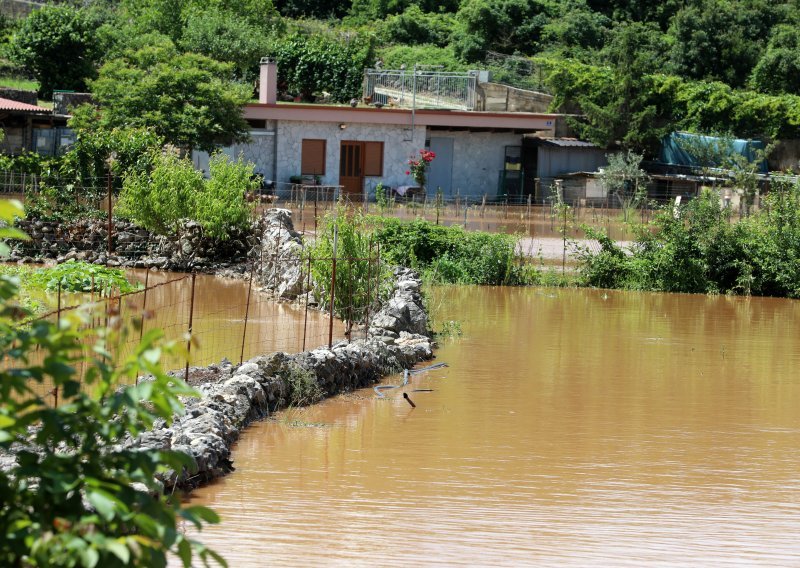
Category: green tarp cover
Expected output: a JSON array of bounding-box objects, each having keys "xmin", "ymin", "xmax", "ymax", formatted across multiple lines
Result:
[{"xmin": 659, "ymin": 132, "xmax": 768, "ymax": 173}]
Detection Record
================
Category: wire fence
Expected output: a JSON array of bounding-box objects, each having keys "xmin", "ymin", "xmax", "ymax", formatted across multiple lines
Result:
[{"xmin": 7, "ymin": 237, "xmax": 388, "ymax": 407}]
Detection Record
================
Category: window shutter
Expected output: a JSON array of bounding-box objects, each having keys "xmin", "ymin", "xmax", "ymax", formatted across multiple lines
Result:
[
  {"xmin": 363, "ymin": 141, "xmax": 384, "ymax": 176},
  {"xmin": 301, "ymin": 139, "xmax": 326, "ymax": 175}
]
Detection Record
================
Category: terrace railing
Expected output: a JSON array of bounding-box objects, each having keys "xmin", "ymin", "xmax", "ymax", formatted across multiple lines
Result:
[{"xmin": 363, "ymin": 68, "xmax": 478, "ymax": 111}]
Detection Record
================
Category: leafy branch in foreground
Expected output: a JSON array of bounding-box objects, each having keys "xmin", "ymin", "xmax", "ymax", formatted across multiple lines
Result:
[{"xmin": 0, "ymin": 201, "xmax": 226, "ymax": 567}]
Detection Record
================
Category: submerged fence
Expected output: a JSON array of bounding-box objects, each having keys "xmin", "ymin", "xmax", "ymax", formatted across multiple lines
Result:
[{"xmin": 9, "ymin": 239, "xmax": 387, "ymax": 407}]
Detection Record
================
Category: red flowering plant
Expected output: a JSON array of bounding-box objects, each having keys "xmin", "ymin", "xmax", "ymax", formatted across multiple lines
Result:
[{"xmin": 406, "ymin": 149, "xmax": 436, "ymax": 187}]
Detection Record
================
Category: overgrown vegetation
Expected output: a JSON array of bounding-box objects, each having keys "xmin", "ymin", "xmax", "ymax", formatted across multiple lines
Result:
[
  {"xmin": 4, "ymin": 0, "xmax": 800, "ymax": 156},
  {"xmin": 283, "ymin": 364, "xmax": 323, "ymax": 406},
  {"xmin": 575, "ymin": 178, "xmax": 800, "ymax": 298},
  {"xmin": 0, "ymin": 260, "xmax": 140, "ymax": 297},
  {"xmin": 373, "ymin": 217, "xmax": 528, "ymax": 285},
  {"xmin": 118, "ymin": 151, "xmax": 257, "ymax": 240},
  {"xmin": 0, "ymin": 201, "xmax": 225, "ymax": 567},
  {"xmin": 308, "ymin": 207, "xmax": 392, "ymax": 330}
]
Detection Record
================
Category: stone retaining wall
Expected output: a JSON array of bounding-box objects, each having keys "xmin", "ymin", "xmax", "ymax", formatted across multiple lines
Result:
[{"xmin": 130, "ymin": 267, "xmax": 433, "ymax": 490}]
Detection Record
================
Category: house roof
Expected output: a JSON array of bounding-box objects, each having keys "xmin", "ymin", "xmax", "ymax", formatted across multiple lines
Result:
[
  {"xmin": 527, "ymin": 137, "xmax": 599, "ymax": 148},
  {"xmin": 0, "ymin": 97, "xmax": 51, "ymax": 114},
  {"xmin": 244, "ymin": 103, "xmax": 559, "ymax": 132}
]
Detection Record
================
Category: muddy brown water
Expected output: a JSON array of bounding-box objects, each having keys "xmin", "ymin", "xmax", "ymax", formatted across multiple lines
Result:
[{"xmin": 180, "ymin": 286, "xmax": 800, "ymax": 566}]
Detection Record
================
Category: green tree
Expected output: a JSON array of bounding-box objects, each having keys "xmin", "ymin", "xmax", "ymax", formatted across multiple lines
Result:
[
  {"xmin": 540, "ymin": 4, "xmax": 610, "ymax": 54},
  {"xmin": 452, "ymin": 0, "xmax": 557, "ymax": 62},
  {"xmin": 378, "ymin": 44, "xmax": 467, "ymax": 72},
  {"xmin": 90, "ymin": 34, "xmax": 251, "ymax": 152},
  {"xmin": 668, "ymin": 0, "xmax": 783, "ymax": 88},
  {"xmin": 599, "ymin": 150, "xmax": 650, "ymax": 220},
  {"xmin": 541, "ymin": 22, "xmax": 673, "ymax": 151},
  {"xmin": 382, "ymin": 6, "xmax": 456, "ymax": 48},
  {"xmin": 0, "ymin": 199, "xmax": 226, "ymax": 567},
  {"xmin": 118, "ymin": 150, "xmax": 202, "ymax": 236},
  {"xmin": 749, "ymin": 25, "xmax": 800, "ymax": 95},
  {"xmin": 195, "ymin": 153, "xmax": 258, "ymax": 240},
  {"xmin": 11, "ymin": 5, "xmax": 103, "ymax": 98},
  {"xmin": 181, "ymin": 10, "xmax": 272, "ymax": 82},
  {"xmin": 272, "ymin": 32, "xmax": 374, "ymax": 102}
]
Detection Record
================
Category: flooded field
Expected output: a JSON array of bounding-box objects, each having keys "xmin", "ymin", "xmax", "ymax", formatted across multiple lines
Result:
[{"xmin": 183, "ymin": 286, "xmax": 800, "ymax": 566}]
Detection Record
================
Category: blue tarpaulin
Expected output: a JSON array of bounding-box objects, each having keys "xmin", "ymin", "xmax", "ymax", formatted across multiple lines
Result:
[{"xmin": 659, "ymin": 132, "xmax": 768, "ymax": 173}]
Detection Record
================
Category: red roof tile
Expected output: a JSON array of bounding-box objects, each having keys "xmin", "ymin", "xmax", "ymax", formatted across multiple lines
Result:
[{"xmin": 0, "ymin": 97, "xmax": 51, "ymax": 113}]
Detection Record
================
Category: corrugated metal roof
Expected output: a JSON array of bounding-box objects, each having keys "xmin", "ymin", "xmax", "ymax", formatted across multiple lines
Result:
[
  {"xmin": 0, "ymin": 97, "xmax": 51, "ymax": 113},
  {"xmin": 531, "ymin": 137, "xmax": 599, "ymax": 148}
]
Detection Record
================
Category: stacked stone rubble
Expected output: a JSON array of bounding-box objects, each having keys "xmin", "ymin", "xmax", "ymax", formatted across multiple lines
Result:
[{"xmin": 131, "ymin": 268, "xmax": 433, "ymax": 490}]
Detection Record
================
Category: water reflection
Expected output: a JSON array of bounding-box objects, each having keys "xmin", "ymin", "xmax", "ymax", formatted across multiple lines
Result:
[{"xmin": 184, "ymin": 287, "xmax": 800, "ymax": 566}]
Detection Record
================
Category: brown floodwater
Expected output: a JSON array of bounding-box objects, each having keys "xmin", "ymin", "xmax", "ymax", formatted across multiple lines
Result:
[
  {"xmin": 18, "ymin": 270, "xmax": 344, "ymax": 401},
  {"xmin": 181, "ymin": 286, "xmax": 800, "ymax": 567}
]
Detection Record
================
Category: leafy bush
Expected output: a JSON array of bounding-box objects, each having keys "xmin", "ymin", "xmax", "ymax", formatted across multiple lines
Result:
[
  {"xmin": 309, "ymin": 207, "xmax": 392, "ymax": 326},
  {"xmin": 284, "ymin": 364, "xmax": 323, "ymax": 406},
  {"xmin": 195, "ymin": 153, "xmax": 257, "ymax": 240},
  {"xmin": 118, "ymin": 150, "xmax": 202, "ymax": 236},
  {"xmin": 271, "ymin": 32, "xmax": 374, "ymax": 102},
  {"xmin": 373, "ymin": 217, "xmax": 527, "ymax": 285},
  {"xmin": 119, "ymin": 151, "xmax": 256, "ymax": 240},
  {"xmin": 25, "ymin": 260, "xmax": 140, "ymax": 294},
  {"xmin": 575, "ymin": 180, "xmax": 800, "ymax": 298},
  {"xmin": 0, "ymin": 201, "xmax": 225, "ymax": 567}
]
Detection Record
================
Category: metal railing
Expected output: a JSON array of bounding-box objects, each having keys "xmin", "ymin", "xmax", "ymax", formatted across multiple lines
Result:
[{"xmin": 363, "ymin": 68, "xmax": 478, "ymax": 111}]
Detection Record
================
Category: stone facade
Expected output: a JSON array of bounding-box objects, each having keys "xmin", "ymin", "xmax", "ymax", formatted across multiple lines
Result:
[
  {"xmin": 197, "ymin": 119, "xmax": 535, "ymax": 200},
  {"xmin": 447, "ymin": 131, "xmax": 524, "ymax": 199},
  {"xmin": 275, "ymin": 119, "xmax": 426, "ymax": 196},
  {"xmin": 192, "ymin": 122, "xmax": 276, "ymax": 180}
]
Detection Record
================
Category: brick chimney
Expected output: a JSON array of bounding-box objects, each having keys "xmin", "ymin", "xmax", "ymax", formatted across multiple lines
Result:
[{"xmin": 259, "ymin": 57, "xmax": 277, "ymax": 105}]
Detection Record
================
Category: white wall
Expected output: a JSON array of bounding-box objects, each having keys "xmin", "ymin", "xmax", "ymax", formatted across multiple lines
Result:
[
  {"xmin": 192, "ymin": 128, "xmax": 275, "ymax": 179},
  {"xmin": 197, "ymin": 120, "xmax": 529, "ymax": 201}
]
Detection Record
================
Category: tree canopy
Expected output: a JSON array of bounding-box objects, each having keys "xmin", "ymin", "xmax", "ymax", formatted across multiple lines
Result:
[
  {"xmin": 90, "ymin": 35, "xmax": 251, "ymax": 152},
  {"xmin": 11, "ymin": 5, "xmax": 104, "ymax": 98}
]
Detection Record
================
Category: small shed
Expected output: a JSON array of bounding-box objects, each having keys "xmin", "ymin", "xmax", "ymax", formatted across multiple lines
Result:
[{"xmin": 522, "ymin": 136, "xmax": 608, "ymax": 201}]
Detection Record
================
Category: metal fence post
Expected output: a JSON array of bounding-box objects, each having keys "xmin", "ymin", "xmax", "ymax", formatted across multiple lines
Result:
[
  {"xmin": 185, "ymin": 272, "xmax": 196, "ymax": 382},
  {"xmin": 240, "ymin": 253, "xmax": 256, "ymax": 365},
  {"xmin": 302, "ymin": 252, "xmax": 311, "ymax": 351},
  {"xmin": 328, "ymin": 225, "xmax": 338, "ymax": 349},
  {"xmin": 54, "ymin": 282, "xmax": 61, "ymax": 408}
]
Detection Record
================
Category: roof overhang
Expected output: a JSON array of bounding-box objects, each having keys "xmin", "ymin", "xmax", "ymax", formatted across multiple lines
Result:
[{"xmin": 245, "ymin": 103, "xmax": 558, "ymax": 133}]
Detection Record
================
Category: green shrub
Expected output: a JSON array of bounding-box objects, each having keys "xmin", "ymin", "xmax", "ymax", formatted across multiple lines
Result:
[
  {"xmin": 284, "ymin": 364, "xmax": 323, "ymax": 406},
  {"xmin": 309, "ymin": 207, "xmax": 392, "ymax": 326},
  {"xmin": 373, "ymin": 217, "xmax": 524, "ymax": 285},
  {"xmin": 25, "ymin": 260, "xmax": 140, "ymax": 294},
  {"xmin": 119, "ymin": 151, "xmax": 255, "ymax": 240},
  {"xmin": 195, "ymin": 153, "xmax": 257, "ymax": 240},
  {"xmin": 575, "ymin": 180, "xmax": 800, "ymax": 298},
  {"xmin": 0, "ymin": 201, "xmax": 225, "ymax": 567}
]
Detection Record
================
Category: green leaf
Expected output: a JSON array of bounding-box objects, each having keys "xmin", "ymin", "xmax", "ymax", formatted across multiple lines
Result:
[
  {"xmin": 104, "ymin": 540, "xmax": 131, "ymax": 564},
  {"xmin": 79, "ymin": 546, "xmax": 99, "ymax": 568}
]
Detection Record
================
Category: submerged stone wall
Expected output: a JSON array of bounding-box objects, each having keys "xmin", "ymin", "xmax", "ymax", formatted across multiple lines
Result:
[{"xmin": 130, "ymin": 267, "xmax": 433, "ymax": 490}]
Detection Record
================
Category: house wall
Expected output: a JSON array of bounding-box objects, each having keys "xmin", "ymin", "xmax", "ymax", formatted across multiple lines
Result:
[
  {"xmin": 194, "ymin": 120, "xmax": 536, "ymax": 200},
  {"xmin": 431, "ymin": 131, "xmax": 523, "ymax": 199},
  {"xmin": 275, "ymin": 120, "xmax": 426, "ymax": 196},
  {"xmin": 192, "ymin": 123, "xmax": 276, "ymax": 179}
]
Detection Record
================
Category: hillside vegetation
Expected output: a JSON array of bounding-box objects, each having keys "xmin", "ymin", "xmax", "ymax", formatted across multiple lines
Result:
[{"xmin": 2, "ymin": 0, "xmax": 800, "ymax": 155}]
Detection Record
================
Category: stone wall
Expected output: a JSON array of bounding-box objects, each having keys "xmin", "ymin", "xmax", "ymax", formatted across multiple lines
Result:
[
  {"xmin": 130, "ymin": 267, "xmax": 433, "ymax": 490},
  {"xmin": 10, "ymin": 217, "xmax": 251, "ymax": 272},
  {"xmin": 478, "ymin": 82, "xmax": 554, "ymax": 113},
  {"xmin": 447, "ymin": 131, "xmax": 524, "ymax": 199}
]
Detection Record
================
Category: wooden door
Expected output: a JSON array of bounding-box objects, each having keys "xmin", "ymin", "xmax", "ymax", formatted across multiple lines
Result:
[{"xmin": 339, "ymin": 141, "xmax": 364, "ymax": 198}]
